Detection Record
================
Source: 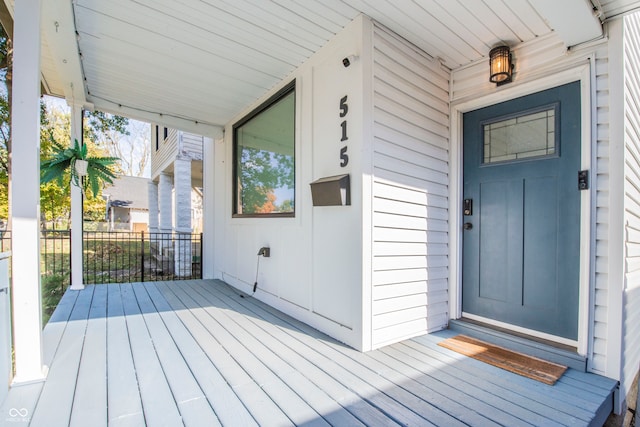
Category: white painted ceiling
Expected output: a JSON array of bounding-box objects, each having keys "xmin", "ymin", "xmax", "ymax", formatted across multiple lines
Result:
[{"xmin": 27, "ymin": 0, "xmax": 640, "ymax": 133}]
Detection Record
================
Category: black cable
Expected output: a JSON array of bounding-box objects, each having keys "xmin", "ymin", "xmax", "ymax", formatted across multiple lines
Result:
[{"xmin": 253, "ymin": 253, "xmax": 260, "ymax": 294}]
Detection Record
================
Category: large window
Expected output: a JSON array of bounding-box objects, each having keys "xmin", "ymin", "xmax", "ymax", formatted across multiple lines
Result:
[{"xmin": 233, "ymin": 82, "xmax": 295, "ymax": 217}]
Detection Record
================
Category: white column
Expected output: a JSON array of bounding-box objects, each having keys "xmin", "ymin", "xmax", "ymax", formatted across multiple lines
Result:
[
  {"xmin": 173, "ymin": 158, "xmax": 192, "ymax": 277},
  {"xmin": 69, "ymin": 105, "xmax": 84, "ymax": 290},
  {"xmin": 157, "ymin": 172, "xmax": 173, "ymax": 270},
  {"xmin": 173, "ymin": 158, "xmax": 192, "ymax": 233},
  {"xmin": 147, "ymin": 180, "xmax": 159, "ymax": 233},
  {"xmin": 11, "ymin": 0, "xmax": 46, "ymax": 383},
  {"xmin": 158, "ymin": 172, "xmax": 173, "ymax": 233},
  {"xmin": 202, "ymin": 135, "xmax": 217, "ymax": 279}
]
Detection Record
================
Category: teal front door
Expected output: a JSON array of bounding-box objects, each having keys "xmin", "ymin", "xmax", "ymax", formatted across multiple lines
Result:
[{"xmin": 462, "ymin": 82, "xmax": 582, "ymax": 340}]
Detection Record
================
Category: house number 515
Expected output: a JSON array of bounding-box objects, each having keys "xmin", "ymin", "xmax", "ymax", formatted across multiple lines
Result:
[{"xmin": 339, "ymin": 95, "xmax": 349, "ymax": 167}]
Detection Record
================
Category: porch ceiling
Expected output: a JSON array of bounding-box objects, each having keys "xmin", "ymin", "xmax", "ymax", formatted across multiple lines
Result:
[{"xmin": 14, "ymin": 1, "xmax": 640, "ymax": 133}]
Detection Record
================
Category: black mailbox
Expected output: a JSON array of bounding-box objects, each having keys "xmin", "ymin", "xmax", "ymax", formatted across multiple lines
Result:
[{"xmin": 310, "ymin": 174, "xmax": 350, "ymax": 206}]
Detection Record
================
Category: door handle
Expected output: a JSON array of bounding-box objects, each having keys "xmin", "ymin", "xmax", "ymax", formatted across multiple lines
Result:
[{"xmin": 463, "ymin": 222, "xmax": 473, "ymax": 230}]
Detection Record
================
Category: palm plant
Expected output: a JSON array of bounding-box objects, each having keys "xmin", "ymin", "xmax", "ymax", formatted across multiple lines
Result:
[{"xmin": 41, "ymin": 138, "xmax": 119, "ymax": 198}]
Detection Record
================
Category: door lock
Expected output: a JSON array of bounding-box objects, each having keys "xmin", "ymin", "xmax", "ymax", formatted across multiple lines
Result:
[
  {"xmin": 463, "ymin": 222, "xmax": 473, "ymax": 230},
  {"xmin": 578, "ymin": 170, "xmax": 589, "ymax": 190},
  {"xmin": 463, "ymin": 199, "xmax": 473, "ymax": 216}
]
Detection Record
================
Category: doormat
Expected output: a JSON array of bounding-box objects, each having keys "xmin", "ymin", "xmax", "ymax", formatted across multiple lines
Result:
[{"xmin": 438, "ymin": 334, "xmax": 567, "ymax": 385}]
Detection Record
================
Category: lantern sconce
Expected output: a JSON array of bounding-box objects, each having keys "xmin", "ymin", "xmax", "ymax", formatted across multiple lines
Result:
[{"xmin": 489, "ymin": 45, "xmax": 514, "ymax": 85}]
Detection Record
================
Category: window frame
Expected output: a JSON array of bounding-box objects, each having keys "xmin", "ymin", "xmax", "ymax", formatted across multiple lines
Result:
[{"xmin": 232, "ymin": 80, "xmax": 296, "ymax": 218}]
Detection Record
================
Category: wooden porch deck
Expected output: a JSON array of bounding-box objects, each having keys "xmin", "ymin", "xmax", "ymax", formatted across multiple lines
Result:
[{"xmin": 0, "ymin": 280, "xmax": 616, "ymax": 426}]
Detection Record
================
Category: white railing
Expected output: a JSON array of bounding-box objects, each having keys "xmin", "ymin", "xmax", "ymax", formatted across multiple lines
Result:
[{"xmin": 0, "ymin": 251, "xmax": 12, "ymax": 406}]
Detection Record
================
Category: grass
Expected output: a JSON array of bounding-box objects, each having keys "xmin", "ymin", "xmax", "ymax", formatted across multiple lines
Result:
[{"xmin": 35, "ymin": 233, "xmax": 201, "ymax": 326}]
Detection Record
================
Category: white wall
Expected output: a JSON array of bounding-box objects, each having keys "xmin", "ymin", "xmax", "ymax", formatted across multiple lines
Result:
[
  {"xmin": 622, "ymin": 11, "xmax": 640, "ymax": 414},
  {"xmin": 370, "ymin": 24, "xmax": 450, "ymax": 348},
  {"xmin": 215, "ymin": 16, "xmax": 369, "ymax": 349},
  {"xmin": 450, "ymin": 33, "xmax": 611, "ymax": 373}
]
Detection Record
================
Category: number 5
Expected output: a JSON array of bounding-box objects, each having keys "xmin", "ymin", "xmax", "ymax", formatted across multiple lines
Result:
[
  {"xmin": 340, "ymin": 146, "xmax": 349, "ymax": 167},
  {"xmin": 339, "ymin": 96, "xmax": 348, "ymax": 118}
]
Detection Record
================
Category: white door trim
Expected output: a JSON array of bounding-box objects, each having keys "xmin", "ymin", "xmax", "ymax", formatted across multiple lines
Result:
[{"xmin": 449, "ymin": 63, "xmax": 593, "ymax": 355}]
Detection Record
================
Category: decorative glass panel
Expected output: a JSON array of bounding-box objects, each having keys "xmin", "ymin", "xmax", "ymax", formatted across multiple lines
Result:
[{"xmin": 483, "ymin": 107, "xmax": 556, "ymax": 164}]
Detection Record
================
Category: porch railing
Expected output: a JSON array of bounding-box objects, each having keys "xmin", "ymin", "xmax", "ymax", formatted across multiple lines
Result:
[
  {"xmin": 83, "ymin": 231, "xmax": 202, "ymax": 284},
  {"xmin": 4, "ymin": 230, "xmax": 203, "ymax": 286}
]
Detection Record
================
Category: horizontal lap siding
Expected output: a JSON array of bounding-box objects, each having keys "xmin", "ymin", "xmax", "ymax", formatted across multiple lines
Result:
[
  {"xmin": 623, "ymin": 13, "xmax": 640, "ymax": 403},
  {"xmin": 181, "ymin": 132, "xmax": 204, "ymax": 158},
  {"xmin": 151, "ymin": 126, "xmax": 179, "ymax": 179},
  {"xmin": 371, "ymin": 24, "xmax": 450, "ymax": 348}
]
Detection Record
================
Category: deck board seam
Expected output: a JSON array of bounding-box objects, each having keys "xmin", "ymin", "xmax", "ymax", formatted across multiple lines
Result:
[
  {"xmin": 195, "ymin": 280, "xmax": 454, "ymax": 427},
  {"xmin": 145, "ymin": 281, "xmax": 255, "ymax": 427},
  {"xmin": 155, "ymin": 281, "xmax": 288, "ymax": 426},
  {"xmin": 184, "ymin": 280, "xmax": 372, "ymax": 427},
  {"xmin": 133, "ymin": 282, "xmax": 221, "ymax": 426},
  {"xmin": 163, "ymin": 281, "xmax": 306, "ymax": 426}
]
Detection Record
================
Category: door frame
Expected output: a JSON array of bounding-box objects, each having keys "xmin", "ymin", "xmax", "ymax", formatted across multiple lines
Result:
[{"xmin": 449, "ymin": 64, "xmax": 593, "ymax": 354}]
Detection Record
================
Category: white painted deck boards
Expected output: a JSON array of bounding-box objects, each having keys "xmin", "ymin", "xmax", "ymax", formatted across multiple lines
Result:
[{"xmin": 0, "ymin": 280, "xmax": 616, "ymax": 426}]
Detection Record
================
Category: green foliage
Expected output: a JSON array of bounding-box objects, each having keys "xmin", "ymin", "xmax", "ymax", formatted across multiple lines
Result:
[
  {"xmin": 40, "ymin": 138, "xmax": 119, "ymax": 199},
  {"xmin": 237, "ymin": 147, "xmax": 294, "ymax": 214}
]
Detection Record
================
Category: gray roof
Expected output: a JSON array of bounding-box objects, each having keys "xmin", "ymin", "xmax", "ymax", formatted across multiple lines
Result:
[{"xmin": 102, "ymin": 176, "xmax": 149, "ymax": 211}]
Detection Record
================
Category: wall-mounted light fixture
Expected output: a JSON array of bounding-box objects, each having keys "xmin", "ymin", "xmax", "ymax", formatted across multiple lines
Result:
[{"xmin": 489, "ymin": 45, "xmax": 513, "ymax": 85}]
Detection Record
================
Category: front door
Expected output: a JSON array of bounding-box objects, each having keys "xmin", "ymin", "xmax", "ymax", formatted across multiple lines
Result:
[{"xmin": 462, "ymin": 81, "xmax": 582, "ymax": 341}]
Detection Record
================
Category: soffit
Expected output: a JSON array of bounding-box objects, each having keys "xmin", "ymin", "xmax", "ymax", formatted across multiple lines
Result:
[{"xmin": 29, "ymin": 0, "xmax": 640, "ymax": 133}]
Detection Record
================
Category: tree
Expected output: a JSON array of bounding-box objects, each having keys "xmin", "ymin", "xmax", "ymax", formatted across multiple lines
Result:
[
  {"xmin": 238, "ymin": 147, "xmax": 294, "ymax": 214},
  {"xmin": 84, "ymin": 110, "xmax": 151, "ymax": 177},
  {"xmin": 0, "ymin": 25, "xmax": 11, "ymax": 225}
]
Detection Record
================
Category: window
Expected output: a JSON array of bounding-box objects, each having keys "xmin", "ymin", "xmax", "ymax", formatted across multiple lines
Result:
[
  {"xmin": 483, "ymin": 105, "xmax": 558, "ymax": 164},
  {"xmin": 233, "ymin": 82, "xmax": 295, "ymax": 216},
  {"xmin": 163, "ymin": 127, "xmax": 168, "ymax": 140},
  {"xmin": 155, "ymin": 126, "xmax": 159, "ymax": 151}
]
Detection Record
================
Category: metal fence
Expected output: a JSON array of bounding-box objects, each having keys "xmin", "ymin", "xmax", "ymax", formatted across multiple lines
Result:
[
  {"xmin": 83, "ymin": 231, "xmax": 202, "ymax": 284},
  {"xmin": 4, "ymin": 230, "xmax": 202, "ymax": 286}
]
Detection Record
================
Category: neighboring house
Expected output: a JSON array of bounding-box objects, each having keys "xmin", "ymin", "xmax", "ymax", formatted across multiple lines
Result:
[
  {"xmin": 148, "ymin": 126, "xmax": 207, "ymax": 235},
  {"xmin": 8, "ymin": 0, "xmax": 640, "ymax": 418},
  {"xmin": 147, "ymin": 127, "xmax": 208, "ymax": 276},
  {"xmin": 101, "ymin": 175, "xmax": 150, "ymax": 232}
]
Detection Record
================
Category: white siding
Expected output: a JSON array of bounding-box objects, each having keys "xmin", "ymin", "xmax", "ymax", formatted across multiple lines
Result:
[
  {"xmin": 371, "ymin": 25, "xmax": 450, "ymax": 348},
  {"xmin": 622, "ymin": 11, "xmax": 640, "ymax": 411},
  {"xmin": 151, "ymin": 126, "xmax": 179, "ymax": 180},
  {"xmin": 180, "ymin": 132, "xmax": 204, "ymax": 159},
  {"xmin": 451, "ymin": 33, "xmax": 612, "ymax": 374},
  {"xmin": 593, "ymin": 48, "xmax": 613, "ymax": 375}
]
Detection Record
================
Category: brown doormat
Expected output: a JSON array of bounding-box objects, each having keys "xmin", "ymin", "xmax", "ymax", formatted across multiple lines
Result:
[{"xmin": 438, "ymin": 334, "xmax": 567, "ymax": 385}]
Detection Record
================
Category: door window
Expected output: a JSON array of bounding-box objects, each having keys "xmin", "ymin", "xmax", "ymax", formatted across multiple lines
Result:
[{"xmin": 483, "ymin": 105, "xmax": 557, "ymax": 164}]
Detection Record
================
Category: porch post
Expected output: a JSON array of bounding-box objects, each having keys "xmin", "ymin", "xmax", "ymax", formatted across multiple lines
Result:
[
  {"xmin": 158, "ymin": 172, "xmax": 173, "ymax": 266},
  {"xmin": 147, "ymin": 180, "xmax": 159, "ymax": 233},
  {"xmin": 69, "ymin": 105, "xmax": 84, "ymax": 290},
  {"xmin": 202, "ymin": 135, "xmax": 217, "ymax": 279},
  {"xmin": 173, "ymin": 157, "xmax": 192, "ymax": 276},
  {"xmin": 158, "ymin": 172, "xmax": 173, "ymax": 233},
  {"xmin": 11, "ymin": 0, "xmax": 46, "ymax": 383}
]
